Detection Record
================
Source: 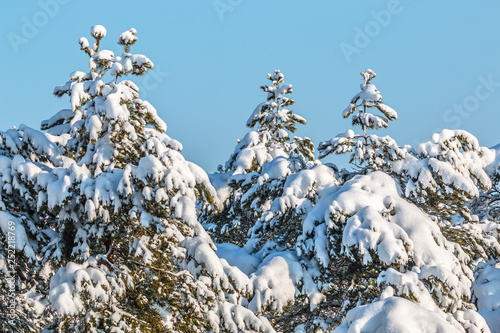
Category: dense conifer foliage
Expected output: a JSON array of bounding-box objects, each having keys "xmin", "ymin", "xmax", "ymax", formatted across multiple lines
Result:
[{"xmin": 1, "ymin": 27, "xmax": 499, "ymax": 333}]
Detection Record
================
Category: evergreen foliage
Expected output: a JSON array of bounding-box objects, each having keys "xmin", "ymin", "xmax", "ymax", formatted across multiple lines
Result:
[
  {"xmin": 203, "ymin": 70, "xmax": 315, "ymax": 247},
  {"xmin": 318, "ymin": 69, "xmax": 403, "ymax": 172},
  {"xmin": 1, "ymin": 31, "xmax": 499, "ymax": 333}
]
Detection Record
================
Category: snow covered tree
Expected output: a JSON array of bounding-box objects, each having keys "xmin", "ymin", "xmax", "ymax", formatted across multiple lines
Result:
[
  {"xmin": 308, "ymin": 69, "xmax": 498, "ymax": 332},
  {"xmin": 393, "ymin": 129, "xmax": 494, "ymax": 222},
  {"xmin": 35, "ymin": 25, "xmax": 273, "ymax": 332},
  {"xmin": 246, "ymin": 161, "xmax": 339, "ymax": 255},
  {"xmin": 0, "ymin": 126, "xmax": 70, "ymax": 332},
  {"xmin": 204, "ymin": 70, "xmax": 315, "ymax": 246},
  {"xmin": 241, "ymin": 163, "xmax": 339, "ymax": 330},
  {"xmin": 45, "ymin": 26, "xmax": 159, "ymax": 172},
  {"xmin": 319, "ymin": 69, "xmax": 494, "ymax": 223},
  {"xmin": 224, "ymin": 70, "xmax": 314, "ymax": 175},
  {"xmin": 318, "ymin": 69, "xmax": 404, "ymax": 172},
  {"xmin": 3, "ymin": 35, "xmax": 500, "ymax": 333},
  {"xmin": 199, "ymin": 72, "xmax": 330, "ymax": 331},
  {"xmin": 296, "ymin": 171, "xmax": 483, "ymax": 331}
]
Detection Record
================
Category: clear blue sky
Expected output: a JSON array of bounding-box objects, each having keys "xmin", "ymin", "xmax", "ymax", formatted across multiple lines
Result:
[{"xmin": 1, "ymin": 1, "xmax": 500, "ymax": 172}]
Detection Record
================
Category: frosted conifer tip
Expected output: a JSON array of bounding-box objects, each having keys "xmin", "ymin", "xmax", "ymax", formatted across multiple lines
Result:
[{"xmin": 90, "ymin": 25, "xmax": 107, "ymax": 39}]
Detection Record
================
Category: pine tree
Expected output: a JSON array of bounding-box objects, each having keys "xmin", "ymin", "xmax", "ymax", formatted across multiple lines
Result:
[
  {"xmin": 241, "ymin": 162, "xmax": 340, "ymax": 331},
  {"xmin": 204, "ymin": 70, "xmax": 314, "ymax": 246},
  {"xmin": 36, "ymin": 25, "xmax": 273, "ymax": 332},
  {"xmin": 318, "ymin": 69, "xmax": 404, "ymax": 172},
  {"xmin": 311, "ymin": 69, "xmax": 496, "ymax": 331},
  {"xmin": 319, "ymin": 70, "xmax": 494, "ymax": 223},
  {"xmin": 247, "ymin": 162, "xmax": 339, "ymax": 255},
  {"xmin": 0, "ymin": 125, "xmax": 68, "ymax": 332},
  {"xmin": 225, "ymin": 70, "xmax": 314, "ymax": 175},
  {"xmin": 199, "ymin": 72, "xmax": 326, "ymax": 331},
  {"xmin": 394, "ymin": 129, "xmax": 494, "ymax": 222},
  {"xmin": 296, "ymin": 171, "xmax": 481, "ymax": 331}
]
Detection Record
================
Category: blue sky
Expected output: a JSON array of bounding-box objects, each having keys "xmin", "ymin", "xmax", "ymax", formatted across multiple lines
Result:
[{"xmin": 1, "ymin": 1, "xmax": 500, "ymax": 172}]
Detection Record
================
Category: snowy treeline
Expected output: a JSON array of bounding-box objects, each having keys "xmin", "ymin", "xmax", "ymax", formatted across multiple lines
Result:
[{"xmin": 1, "ymin": 26, "xmax": 500, "ymax": 333}]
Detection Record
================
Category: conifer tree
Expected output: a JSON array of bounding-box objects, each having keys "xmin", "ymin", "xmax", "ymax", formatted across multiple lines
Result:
[
  {"xmin": 306, "ymin": 69, "xmax": 496, "ymax": 331},
  {"xmin": 0, "ymin": 125, "xmax": 69, "ymax": 332},
  {"xmin": 318, "ymin": 69, "xmax": 404, "ymax": 172},
  {"xmin": 394, "ymin": 129, "xmax": 494, "ymax": 221},
  {"xmin": 36, "ymin": 25, "xmax": 272, "ymax": 332},
  {"xmin": 319, "ymin": 70, "xmax": 494, "ymax": 222},
  {"xmin": 225, "ymin": 70, "xmax": 314, "ymax": 174},
  {"xmin": 296, "ymin": 171, "xmax": 480, "ymax": 331},
  {"xmin": 204, "ymin": 70, "xmax": 314, "ymax": 246}
]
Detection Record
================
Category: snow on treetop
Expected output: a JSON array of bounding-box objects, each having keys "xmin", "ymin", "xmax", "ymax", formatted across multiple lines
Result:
[
  {"xmin": 347, "ymin": 69, "xmax": 383, "ymax": 106},
  {"xmin": 339, "ymin": 69, "xmax": 394, "ymax": 124},
  {"xmin": 357, "ymin": 83, "xmax": 382, "ymax": 103},
  {"xmin": 320, "ymin": 68, "xmax": 401, "ymax": 170},
  {"xmin": 418, "ymin": 129, "xmax": 481, "ymax": 156},
  {"xmin": 267, "ymin": 69, "xmax": 284, "ymax": 84},
  {"xmin": 119, "ymin": 28, "xmax": 138, "ymax": 47},
  {"xmin": 79, "ymin": 37, "xmax": 89, "ymax": 50},
  {"xmin": 345, "ymin": 69, "xmax": 382, "ymax": 104},
  {"xmin": 361, "ymin": 68, "xmax": 376, "ymax": 85},
  {"xmin": 90, "ymin": 25, "xmax": 106, "ymax": 39}
]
